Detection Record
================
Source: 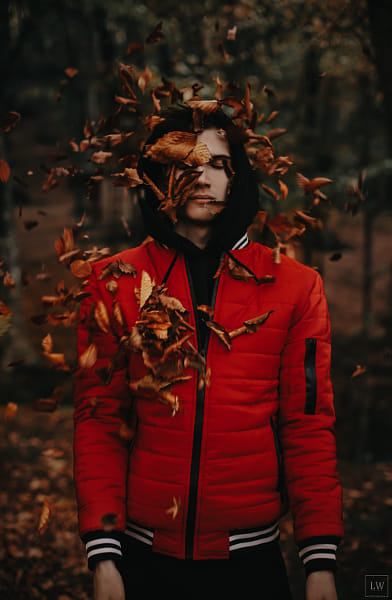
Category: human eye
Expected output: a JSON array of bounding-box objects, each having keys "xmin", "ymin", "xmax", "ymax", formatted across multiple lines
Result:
[{"xmin": 209, "ymin": 157, "xmax": 226, "ymax": 169}]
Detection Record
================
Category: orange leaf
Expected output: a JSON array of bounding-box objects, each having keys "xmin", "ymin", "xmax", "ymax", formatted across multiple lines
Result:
[
  {"xmin": 94, "ymin": 301, "xmax": 111, "ymax": 333},
  {"xmin": 70, "ymin": 259, "xmax": 92, "ymax": 278},
  {"xmin": 79, "ymin": 343, "xmax": 98, "ymax": 369},
  {"xmin": 65, "ymin": 67, "xmax": 78, "ymax": 78},
  {"xmin": 0, "ymin": 159, "xmax": 11, "ymax": 183},
  {"xmin": 139, "ymin": 270, "xmax": 153, "ymax": 308},
  {"xmin": 38, "ymin": 499, "xmax": 52, "ymax": 535},
  {"xmin": 351, "ymin": 364, "xmax": 367, "ymax": 378},
  {"xmin": 91, "ymin": 151, "xmax": 113, "ymax": 164},
  {"xmin": 278, "ymin": 179, "xmax": 288, "ymax": 200},
  {"xmin": 3, "ymin": 401, "xmax": 18, "ymax": 420},
  {"xmin": 138, "ymin": 66, "xmax": 153, "ymax": 94},
  {"xmin": 3, "ymin": 271, "xmax": 15, "ymax": 289},
  {"xmin": 166, "ymin": 496, "xmax": 181, "ymax": 520},
  {"xmin": 41, "ymin": 333, "xmax": 53, "ymax": 354}
]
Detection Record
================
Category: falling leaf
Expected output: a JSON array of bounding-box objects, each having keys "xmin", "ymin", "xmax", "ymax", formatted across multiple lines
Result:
[
  {"xmin": 278, "ymin": 179, "xmax": 288, "ymax": 200},
  {"xmin": 3, "ymin": 271, "xmax": 16, "ymax": 288},
  {"xmin": 166, "ymin": 496, "xmax": 181, "ymax": 520},
  {"xmin": 43, "ymin": 352, "xmax": 69, "ymax": 370},
  {"xmin": 70, "ymin": 259, "xmax": 92, "ymax": 278},
  {"xmin": 64, "ymin": 67, "xmax": 78, "ymax": 78},
  {"xmin": 41, "ymin": 333, "xmax": 53, "ymax": 354},
  {"xmin": 139, "ymin": 270, "xmax": 153, "ymax": 308},
  {"xmin": 227, "ymin": 25, "xmax": 237, "ymax": 40},
  {"xmin": 138, "ymin": 66, "xmax": 153, "ymax": 94},
  {"xmin": 126, "ymin": 42, "xmax": 145, "ymax": 55},
  {"xmin": 0, "ymin": 110, "xmax": 21, "ymax": 133},
  {"xmin": 197, "ymin": 305, "xmax": 214, "ymax": 317},
  {"xmin": 112, "ymin": 167, "xmax": 143, "ymax": 188},
  {"xmin": 267, "ymin": 214, "xmax": 293, "ymax": 234},
  {"xmin": 3, "ymin": 401, "xmax": 18, "ymax": 420},
  {"xmin": 296, "ymin": 172, "xmax": 333, "ymax": 194},
  {"xmin": 91, "ymin": 151, "xmax": 113, "ymax": 164},
  {"xmin": 266, "ymin": 110, "xmax": 279, "ymax": 123},
  {"xmin": 351, "ymin": 365, "xmax": 367, "ymax": 378},
  {"xmin": 42, "ymin": 448, "xmax": 65, "ymax": 458},
  {"xmin": 38, "ymin": 499, "xmax": 52, "ymax": 535},
  {"xmin": 266, "ymin": 128, "xmax": 287, "ymax": 140},
  {"xmin": 79, "ymin": 343, "xmax": 98, "ymax": 369},
  {"xmin": 145, "ymin": 21, "xmax": 165, "ymax": 44},
  {"xmin": 0, "ymin": 159, "xmax": 11, "ymax": 182}
]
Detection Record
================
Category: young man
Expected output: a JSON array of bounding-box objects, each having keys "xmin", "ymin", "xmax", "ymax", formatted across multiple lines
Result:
[{"xmin": 74, "ymin": 106, "xmax": 343, "ymax": 600}]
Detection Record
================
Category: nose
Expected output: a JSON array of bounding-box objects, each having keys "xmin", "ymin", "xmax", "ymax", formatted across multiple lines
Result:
[{"xmin": 195, "ymin": 163, "xmax": 210, "ymax": 185}]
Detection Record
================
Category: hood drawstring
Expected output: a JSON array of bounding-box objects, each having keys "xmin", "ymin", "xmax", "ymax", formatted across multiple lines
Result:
[{"xmin": 161, "ymin": 250, "xmax": 180, "ymax": 286}]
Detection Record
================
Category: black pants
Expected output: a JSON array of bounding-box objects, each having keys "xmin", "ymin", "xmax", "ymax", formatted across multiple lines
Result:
[{"xmin": 117, "ymin": 537, "xmax": 293, "ymax": 600}]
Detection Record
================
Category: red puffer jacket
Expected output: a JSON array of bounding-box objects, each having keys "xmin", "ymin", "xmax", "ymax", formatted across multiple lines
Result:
[{"xmin": 74, "ymin": 239, "xmax": 343, "ymax": 574}]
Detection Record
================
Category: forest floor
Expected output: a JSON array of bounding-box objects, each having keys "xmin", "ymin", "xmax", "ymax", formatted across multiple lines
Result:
[{"xmin": 0, "ymin": 406, "xmax": 391, "ymax": 600}]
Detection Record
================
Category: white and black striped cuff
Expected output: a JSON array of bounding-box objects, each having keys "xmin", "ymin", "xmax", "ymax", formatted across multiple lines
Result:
[
  {"xmin": 231, "ymin": 233, "xmax": 250, "ymax": 251},
  {"xmin": 124, "ymin": 520, "xmax": 154, "ymax": 546},
  {"xmin": 298, "ymin": 536, "xmax": 340, "ymax": 576},
  {"xmin": 229, "ymin": 521, "xmax": 280, "ymax": 552},
  {"xmin": 82, "ymin": 531, "xmax": 123, "ymax": 571}
]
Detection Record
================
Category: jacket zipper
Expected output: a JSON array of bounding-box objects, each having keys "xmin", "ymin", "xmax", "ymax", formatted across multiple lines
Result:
[
  {"xmin": 270, "ymin": 417, "xmax": 284, "ymax": 503},
  {"xmin": 184, "ymin": 255, "xmax": 222, "ymax": 560}
]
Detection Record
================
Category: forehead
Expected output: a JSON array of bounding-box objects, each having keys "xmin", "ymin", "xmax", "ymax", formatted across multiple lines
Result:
[{"xmin": 197, "ymin": 127, "xmax": 230, "ymax": 156}]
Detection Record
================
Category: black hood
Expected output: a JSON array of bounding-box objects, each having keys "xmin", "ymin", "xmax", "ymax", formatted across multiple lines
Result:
[{"xmin": 137, "ymin": 106, "xmax": 259, "ymax": 257}]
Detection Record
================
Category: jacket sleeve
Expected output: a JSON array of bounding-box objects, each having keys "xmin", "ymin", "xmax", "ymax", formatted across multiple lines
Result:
[
  {"xmin": 278, "ymin": 270, "xmax": 343, "ymax": 576},
  {"xmin": 73, "ymin": 267, "xmax": 133, "ymax": 570}
]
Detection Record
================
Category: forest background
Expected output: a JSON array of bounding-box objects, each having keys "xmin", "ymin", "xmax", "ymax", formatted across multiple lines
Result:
[{"xmin": 0, "ymin": 0, "xmax": 391, "ymax": 598}]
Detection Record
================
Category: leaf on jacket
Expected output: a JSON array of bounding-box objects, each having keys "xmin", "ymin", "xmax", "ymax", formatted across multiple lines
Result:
[
  {"xmin": 78, "ymin": 343, "xmax": 98, "ymax": 369},
  {"xmin": 94, "ymin": 301, "xmax": 111, "ymax": 334},
  {"xmin": 112, "ymin": 300, "xmax": 124, "ymax": 327},
  {"xmin": 105, "ymin": 280, "xmax": 118, "ymax": 294},
  {"xmin": 205, "ymin": 320, "xmax": 232, "ymax": 350},
  {"xmin": 159, "ymin": 294, "xmax": 186, "ymax": 312},
  {"xmin": 98, "ymin": 260, "xmax": 137, "ymax": 280},
  {"xmin": 226, "ymin": 257, "xmax": 255, "ymax": 283},
  {"xmin": 38, "ymin": 499, "xmax": 52, "ymax": 535},
  {"xmin": 166, "ymin": 496, "xmax": 181, "ymax": 520},
  {"xmin": 229, "ymin": 311, "xmax": 274, "ymax": 340},
  {"xmin": 197, "ymin": 304, "xmax": 214, "ymax": 317}
]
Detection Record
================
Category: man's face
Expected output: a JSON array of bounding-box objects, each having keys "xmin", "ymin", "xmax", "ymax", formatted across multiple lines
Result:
[{"xmin": 175, "ymin": 128, "xmax": 232, "ymax": 225}]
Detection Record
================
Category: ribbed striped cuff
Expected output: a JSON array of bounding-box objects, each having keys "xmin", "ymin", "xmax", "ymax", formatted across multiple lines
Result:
[
  {"xmin": 298, "ymin": 536, "xmax": 340, "ymax": 577},
  {"xmin": 82, "ymin": 530, "xmax": 123, "ymax": 571}
]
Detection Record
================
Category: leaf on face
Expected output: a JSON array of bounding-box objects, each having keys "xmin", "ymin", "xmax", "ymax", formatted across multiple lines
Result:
[
  {"xmin": 187, "ymin": 99, "xmax": 221, "ymax": 114},
  {"xmin": 138, "ymin": 66, "xmax": 153, "ymax": 94},
  {"xmin": 38, "ymin": 499, "xmax": 52, "ymax": 535},
  {"xmin": 184, "ymin": 141, "xmax": 211, "ymax": 166},
  {"xmin": 144, "ymin": 131, "xmax": 197, "ymax": 164},
  {"xmin": 94, "ymin": 300, "xmax": 111, "ymax": 333},
  {"xmin": 166, "ymin": 496, "xmax": 181, "ymax": 520},
  {"xmin": 3, "ymin": 401, "xmax": 18, "ymax": 420},
  {"xmin": 79, "ymin": 343, "xmax": 98, "ymax": 369},
  {"xmin": 70, "ymin": 259, "xmax": 92, "ymax": 278},
  {"xmin": 0, "ymin": 159, "xmax": 11, "ymax": 182},
  {"xmin": 139, "ymin": 270, "xmax": 153, "ymax": 308},
  {"xmin": 205, "ymin": 320, "xmax": 232, "ymax": 350}
]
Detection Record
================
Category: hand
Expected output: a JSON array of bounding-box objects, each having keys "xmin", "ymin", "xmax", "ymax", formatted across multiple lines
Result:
[
  {"xmin": 305, "ymin": 571, "xmax": 337, "ymax": 600},
  {"xmin": 93, "ymin": 560, "xmax": 125, "ymax": 600}
]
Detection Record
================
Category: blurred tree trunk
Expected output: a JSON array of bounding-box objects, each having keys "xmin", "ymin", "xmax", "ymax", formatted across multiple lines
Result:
[{"xmin": 367, "ymin": 0, "xmax": 392, "ymax": 157}]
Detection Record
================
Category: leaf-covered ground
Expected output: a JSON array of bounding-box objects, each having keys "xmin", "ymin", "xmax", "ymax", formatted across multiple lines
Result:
[{"xmin": 0, "ymin": 406, "xmax": 391, "ymax": 600}]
